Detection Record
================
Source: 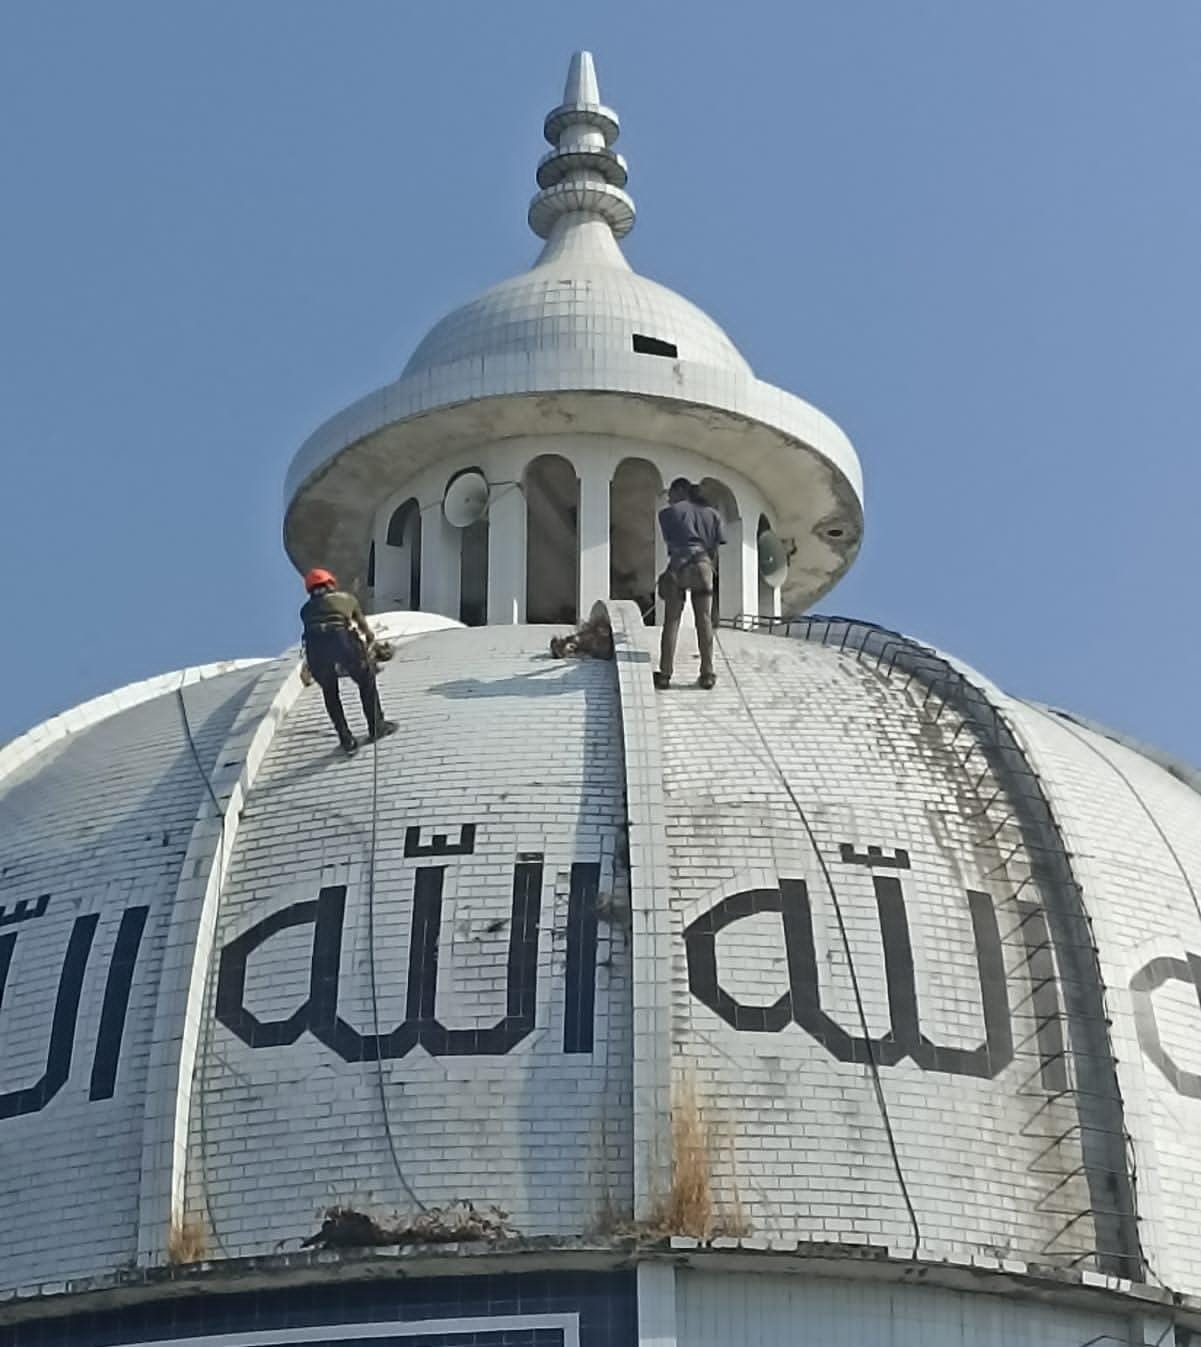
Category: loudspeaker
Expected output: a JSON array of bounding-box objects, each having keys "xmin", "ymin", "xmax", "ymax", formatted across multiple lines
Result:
[
  {"xmin": 442, "ymin": 470, "xmax": 490, "ymax": 528},
  {"xmin": 758, "ymin": 528, "xmax": 789, "ymax": 589}
]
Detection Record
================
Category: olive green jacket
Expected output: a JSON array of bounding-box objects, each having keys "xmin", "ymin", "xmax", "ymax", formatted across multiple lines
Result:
[{"xmin": 300, "ymin": 589, "xmax": 373, "ymax": 643}]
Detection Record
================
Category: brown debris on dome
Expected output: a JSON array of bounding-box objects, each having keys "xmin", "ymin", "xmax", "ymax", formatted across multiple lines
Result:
[{"xmin": 302, "ymin": 1202, "xmax": 517, "ymax": 1250}]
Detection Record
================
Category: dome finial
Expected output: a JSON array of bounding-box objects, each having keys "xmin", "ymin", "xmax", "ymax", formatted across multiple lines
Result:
[
  {"xmin": 563, "ymin": 50, "xmax": 600, "ymax": 105},
  {"xmin": 528, "ymin": 50, "xmax": 636, "ymax": 243}
]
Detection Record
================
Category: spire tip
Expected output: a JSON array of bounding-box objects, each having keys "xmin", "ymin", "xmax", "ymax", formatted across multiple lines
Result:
[{"xmin": 564, "ymin": 50, "xmax": 600, "ymax": 106}]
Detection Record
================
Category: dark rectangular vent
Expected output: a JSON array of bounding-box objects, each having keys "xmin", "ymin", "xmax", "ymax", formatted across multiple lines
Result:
[{"xmin": 632, "ymin": 333, "xmax": 678, "ymax": 358}]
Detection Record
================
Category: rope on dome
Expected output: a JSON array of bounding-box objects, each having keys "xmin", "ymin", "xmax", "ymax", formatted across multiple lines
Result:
[
  {"xmin": 710, "ymin": 627, "xmax": 924, "ymax": 1260},
  {"xmin": 364, "ymin": 669, "xmax": 428, "ymax": 1212},
  {"xmin": 180, "ymin": 659, "xmax": 428, "ymax": 1242},
  {"xmin": 1032, "ymin": 705, "xmax": 1201, "ymax": 930},
  {"xmin": 721, "ymin": 613, "xmax": 1148, "ymax": 1281}
]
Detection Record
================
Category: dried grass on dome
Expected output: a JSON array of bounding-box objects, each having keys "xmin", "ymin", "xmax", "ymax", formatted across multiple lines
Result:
[
  {"xmin": 166, "ymin": 1218, "xmax": 207, "ymax": 1265},
  {"xmin": 627, "ymin": 1074, "xmax": 749, "ymax": 1242}
]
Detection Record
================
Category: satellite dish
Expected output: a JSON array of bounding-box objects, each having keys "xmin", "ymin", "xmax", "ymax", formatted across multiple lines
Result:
[
  {"xmin": 758, "ymin": 529, "xmax": 789, "ymax": 589},
  {"xmin": 443, "ymin": 470, "xmax": 490, "ymax": 528}
]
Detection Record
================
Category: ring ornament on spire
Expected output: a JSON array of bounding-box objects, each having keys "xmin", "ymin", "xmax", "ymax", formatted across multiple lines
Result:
[
  {"xmin": 543, "ymin": 101, "xmax": 620, "ymax": 147},
  {"xmin": 536, "ymin": 146, "xmax": 629, "ymax": 191},
  {"xmin": 528, "ymin": 50, "xmax": 636, "ymax": 241},
  {"xmin": 528, "ymin": 181, "xmax": 636, "ymax": 239}
]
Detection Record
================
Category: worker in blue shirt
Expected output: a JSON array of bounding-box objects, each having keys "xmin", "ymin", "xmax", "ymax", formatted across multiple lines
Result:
[{"xmin": 654, "ymin": 478, "xmax": 725, "ymax": 690}]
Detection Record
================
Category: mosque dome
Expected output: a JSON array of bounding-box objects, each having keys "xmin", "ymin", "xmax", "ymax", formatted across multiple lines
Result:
[
  {"xmin": 3, "ymin": 47, "xmax": 1200, "ymax": 1347},
  {"xmin": 403, "ymin": 52, "xmax": 751, "ymax": 381},
  {"xmin": 283, "ymin": 52, "xmax": 862, "ymax": 618},
  {"xmin": 3, "ymin": 605, "xmax": 1201, "ymax": 1347},
  {"xmin": 401, "ymin": 262, "xmax": 752, "ymax": 380}
]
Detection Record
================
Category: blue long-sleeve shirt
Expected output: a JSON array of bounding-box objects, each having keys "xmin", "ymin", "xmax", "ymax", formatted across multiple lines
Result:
[{"xmin": 658, "ymin": 500, "xmax": 726, "ymax": 565}]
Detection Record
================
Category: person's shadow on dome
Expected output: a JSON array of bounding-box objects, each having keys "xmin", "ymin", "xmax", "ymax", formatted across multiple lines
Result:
[{"xmin": 430, "ymin": 658, "xmax": 607, "ymax": 700}]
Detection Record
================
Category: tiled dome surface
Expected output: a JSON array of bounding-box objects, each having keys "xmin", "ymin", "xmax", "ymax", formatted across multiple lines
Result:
[
  {"xmin": 402, "ymin": 263, "xmax": 752, "ymax": 378},
  {"xmin": 3, "ymin": 613, "xmax": 1201, "ymax": 1299}
]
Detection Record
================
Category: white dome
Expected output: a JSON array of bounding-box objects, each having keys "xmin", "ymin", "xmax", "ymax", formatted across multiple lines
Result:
[
  {"xmin": 11, "ymin": 51, "xmax": 1199, "ymax": 1347},
  {"xmin": 402, "ymin": 258, "xmax": 752, "ymax": 378},
  {"xmin": 3, "ymin": 604, "xmax": 1201, "ymax": 1324},
  {"xmin": 400, "ymin": 50, "xmax": 752, "ymax": 381},
  {"xmin": 285, "ymin": 51, "xmax": 865, "ymax": 623}
]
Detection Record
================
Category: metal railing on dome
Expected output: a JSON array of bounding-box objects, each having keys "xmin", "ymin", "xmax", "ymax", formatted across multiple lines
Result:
[{"xmin": 715, "ymin": 613, "xmax": 1147, "ymax": 1283}]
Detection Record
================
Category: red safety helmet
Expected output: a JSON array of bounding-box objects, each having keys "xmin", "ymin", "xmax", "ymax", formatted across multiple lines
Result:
[{"xmin": 304, "ymin": 567, "xmax": 337, "ymax": 592}]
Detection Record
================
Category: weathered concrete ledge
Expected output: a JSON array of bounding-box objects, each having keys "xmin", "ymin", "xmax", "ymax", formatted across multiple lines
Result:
[{"xmin": 0, "ymin": 1235, "xmax": 1191, "ymax": 1331}]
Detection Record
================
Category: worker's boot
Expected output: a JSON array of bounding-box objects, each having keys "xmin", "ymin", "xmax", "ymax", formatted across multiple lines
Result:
[
  {"xmin": 369, "ymin": 719, "xmax": 398, "ymax": 741},
  {"xmin": 698, "ymin": 673, "xmax": 717, "ymax": 690},
  {"xmin": 653, "ymin": 671, "xmax": 670, "ymax": 690},
  {"xmin": 340, "ymin": 733, "xmax": 359, "ymax": 756}
]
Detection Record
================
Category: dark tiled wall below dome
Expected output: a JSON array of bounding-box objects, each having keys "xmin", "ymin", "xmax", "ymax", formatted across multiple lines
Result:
[{"xmin": 0, "ymin": 1271, "xmax": 636, "ymax": 1347}]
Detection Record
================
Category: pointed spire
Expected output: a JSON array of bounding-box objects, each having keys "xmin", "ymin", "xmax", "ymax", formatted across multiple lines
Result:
[
  {"xmin": 529, "ymin": 50, "xmax": 635, "ymax": 244},
  {"xmin": 563, "ymin": 50, "xmax": 600, "ymax": 105}
]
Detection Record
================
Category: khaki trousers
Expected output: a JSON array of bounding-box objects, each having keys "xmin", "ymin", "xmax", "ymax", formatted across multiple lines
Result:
[{"xmin": 658, "ymin": 557, "xmax": 715, "ymax": 680}]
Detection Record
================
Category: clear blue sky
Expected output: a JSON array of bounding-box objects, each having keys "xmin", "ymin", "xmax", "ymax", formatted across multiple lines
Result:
[{"xmin": 2, "ymin": 3, "xmax": 1198, "ymax": 762}]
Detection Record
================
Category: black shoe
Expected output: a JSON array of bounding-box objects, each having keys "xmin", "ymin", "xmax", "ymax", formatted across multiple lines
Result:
[
  {"xmin": 698, "ymin": 673, "xmax": 717, "ymax": 690},
  {"xmin": 653, "ymin": 671, "xmax": 671, "ymax": 691},
  {"xmin": 340, "ymin": 735, "xmax": 359, "ymax": 755},
  {"xmin": 369, "ymin": 720, "xmax": 398, "ymax": 741}
]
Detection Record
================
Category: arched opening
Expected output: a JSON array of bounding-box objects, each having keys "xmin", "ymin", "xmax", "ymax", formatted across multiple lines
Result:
[
  {"xmin": 698, "ymin": 477, "xmax": 741, "ymax": 622},
  {"xmin": 459, "ymin": 517, "xmax": 489, "ymax": 626},
  {"xmin": 380, "ymin": 498, "xmax": 422, "ymax": 610},
  {"xmin": 610, "ymin": 458, "xmax": 660, "ymax": 623},
  {"xmin": 525, "ymin": 454, "xmax": 579, "ymax": 624}
]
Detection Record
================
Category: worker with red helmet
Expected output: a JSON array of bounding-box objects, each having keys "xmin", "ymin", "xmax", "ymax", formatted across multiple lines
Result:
[{"xmin": 300, "ymin": 568, "xmax": 396, "ymax": 755}]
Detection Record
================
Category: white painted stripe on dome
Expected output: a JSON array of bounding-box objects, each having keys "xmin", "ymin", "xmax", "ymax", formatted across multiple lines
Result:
[
  {"xmin": 135, "ymin": 617, "xmax": 456, "ymax": 1264},
  {"xmin": 600, "ymin": 598, "xmax": 673, "ymax": 1218},
  {"xmin": 0, "ymin": 660, "xmax": 268, "ymax": 785},
  {"xmin": 136, "ymin": 654, "xmax": 309, "ymax": 1265}
]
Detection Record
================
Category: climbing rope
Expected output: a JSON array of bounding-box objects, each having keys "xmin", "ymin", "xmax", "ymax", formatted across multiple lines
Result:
[
  {"xmin": 711, "ymin": 625, "xmax": 924, "ymax": 1259},
  {"xmin": 1036, "ymin": 705, "xmax": 1201, "ymax": 929},
  {"xmin": 363, "ymin": 672, "xmax": 427, "ymax": 1212}
]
